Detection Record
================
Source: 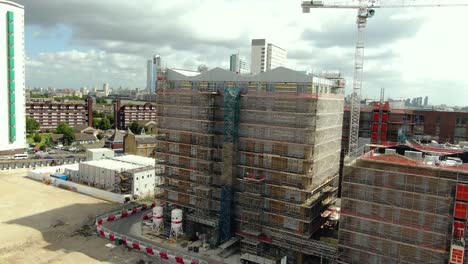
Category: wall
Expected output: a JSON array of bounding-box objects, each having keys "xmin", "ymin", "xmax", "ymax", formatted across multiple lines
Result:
[
  {"xmin": 28, "ymin": 166, "xmax": 129, "ymax": 203},
  {"xmin": 415, "ymin": 110, "xmax": 468, "ymax": 143},
  {"xmin": 124, "ymin": 133, "xmax": 137, "ymax": 154},
  {"xmin": 251, "ymin": 39, "xmax": 265, "ymax": 74},
  {"xmin": 132, "ymin": 169, "xmax": 155, "ymax": 197},
  {"xmin": 86, "ymin": 148, "xmax": 115, "ymax": 161},
  {"xmin": 78, "ymin": 162, "xmax": 116, "ymax": 189}
]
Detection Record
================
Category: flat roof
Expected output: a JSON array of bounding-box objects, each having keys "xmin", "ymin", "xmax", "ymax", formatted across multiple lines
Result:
[
  {"xmin": 361, "ymin": 152, "xmax": 468, "ymax": 173},
  {"xmin": 113, "ymin": 155, "xmax": 155, "ymax": 166},
  {"xmin": 87, "ymin": 148, "xmax": 114, "ymax": 153},
  {"xmin": 81, "ymin": 159, "xmax": 142, "ymax": 171}
]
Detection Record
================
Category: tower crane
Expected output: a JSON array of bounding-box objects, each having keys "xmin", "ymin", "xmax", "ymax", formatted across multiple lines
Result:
[{"xmin": 301, "ymin": 0, "xmax": 468, "ymax": 157}]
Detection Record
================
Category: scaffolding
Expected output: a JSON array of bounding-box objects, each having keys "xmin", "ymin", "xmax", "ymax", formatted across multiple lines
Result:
[
  {"xmin": 156, "ymin": 85, "xmax": 223, "ymax": 246},
  {"xmin": 339, "ymin": 150, "xmax": 468, "ymax": 264},
  {"xmin": 235, "ymin": 93, "xmax": 344, "ymax": 263},
  {"xmin": 156, "ymin": 78, "xmax": 344, "ymax": 262}
]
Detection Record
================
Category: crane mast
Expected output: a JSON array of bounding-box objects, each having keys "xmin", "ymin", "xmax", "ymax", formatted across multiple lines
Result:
[
  {"xmin": 349, "ymin": 0, "xmax": 374, "ymax": 157},
  {"xmin": 301, "ymin": 0, "xmax": 468, "ymax": 158}
]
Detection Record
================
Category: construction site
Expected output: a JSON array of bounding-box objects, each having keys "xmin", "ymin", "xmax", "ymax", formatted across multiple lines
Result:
[
  {"xmin": 152, "ymin": 66, "xmax": 345, "ymax": 263},
  {"xmin": 340, "ymin": 143, "xmax": 468, "ymax": 264}
]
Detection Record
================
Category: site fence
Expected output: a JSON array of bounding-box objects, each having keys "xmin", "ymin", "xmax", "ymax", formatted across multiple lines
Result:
[{"xmin": 95, "ymin": 203, "xmax": 208, "ymax": 264}]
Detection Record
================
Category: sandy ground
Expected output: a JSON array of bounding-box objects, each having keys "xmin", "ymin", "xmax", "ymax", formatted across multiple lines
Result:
[{"xmin": 0, "ymin": 168, "xmax": 150, "ymax": 264}]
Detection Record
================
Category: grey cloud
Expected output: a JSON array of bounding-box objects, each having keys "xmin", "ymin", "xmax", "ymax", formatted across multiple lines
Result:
[
  {"xmin": 301, "ymin": 10, "xmax": 425, "ymax": 48},
  {"xmin": 17, "ymin": 0, "xmax": 246, "ymax": 55}
]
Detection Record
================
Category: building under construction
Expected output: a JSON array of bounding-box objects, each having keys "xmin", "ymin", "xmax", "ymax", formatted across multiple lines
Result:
[
  {"xmin": 340, "ymin": 144, "xmax": 468, "ymax": 263},
  {"xmin": 155, "ymin": 67, "xmax": 345, "ymax": 263}
]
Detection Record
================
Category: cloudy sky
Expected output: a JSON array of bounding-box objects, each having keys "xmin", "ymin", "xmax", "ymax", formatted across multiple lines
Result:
[{"xmin": 17, "ymin": 0, "xmax": 468, "ymax": 105}]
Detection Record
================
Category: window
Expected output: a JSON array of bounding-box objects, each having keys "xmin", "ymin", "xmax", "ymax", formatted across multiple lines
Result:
[
  {"xmin": 136, "ymin": 188, "xmax": 139, "ymax": 191},
  {"xmin": 136, "ymin": 177, "xmax": 139, "ymax": 180}
]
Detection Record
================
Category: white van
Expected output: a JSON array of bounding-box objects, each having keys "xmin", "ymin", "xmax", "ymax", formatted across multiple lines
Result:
[{"xmin": 13, "ymin": 154, "xmax": 28, "ymax": 160}]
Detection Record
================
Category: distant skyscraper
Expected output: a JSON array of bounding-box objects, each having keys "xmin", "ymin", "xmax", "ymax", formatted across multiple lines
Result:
[
  {"xmin": 0, "ymin": 1, "xmax": 26, "ymax": 155},
  {"xmin": 229, "ymin": 53, "xmax": 250, "ymax": 74},
  {"xmin": 250, "ymin": 39, "xmax": 287, "ymax": 74},
  {"xmin": 80, "ymin": 86, "xmax": 89, "ymax": 96},
  {"xmin": 103, "ymin": 83, "xmax": 110, "ymax": 96},
  {"xmin": 424, "ymin": 96, "xmax": 429, "ymax": 106},
  {"xmin": 146, "ymin": 55, "xmax": 161, "ymax": 94}
]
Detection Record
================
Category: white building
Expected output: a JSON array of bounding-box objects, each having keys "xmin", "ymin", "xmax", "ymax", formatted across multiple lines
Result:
[
  {"xmin": 0, "ymin": 1, "xmax": 26, "ymax": 155},
  {"xmin": 78, "ymin": 158, "xmax": 157, "ymax": 197},
  {"xmin": 146, "ymin": 55, "xmax": 161, "ymax": 94},
  {"xmin": 86, "ymin": 148, "xmax": 115, "ymax": 161},
  {"xmin": 250, "ymin": 39, "xmax": 287, "ymax": 74},
  {"xmin": 114, "ymin": 154, "xmax": 164, "ymax": 189},
  {"xmin": 266, "ymin": 43, "xmax": 287, "ymax": 72},
  {"xmin": 103, "ymin": 83, "xmax": 110, "ymax": 96},
  {"xmin": 80, "ymin": 86, "xmax": 89, "ymax": 96}
]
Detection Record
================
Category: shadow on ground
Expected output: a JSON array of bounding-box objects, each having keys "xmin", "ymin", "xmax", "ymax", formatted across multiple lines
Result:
[{"xmin": 4, "ymin": 202, "xmax": 138, "ymax": 262}]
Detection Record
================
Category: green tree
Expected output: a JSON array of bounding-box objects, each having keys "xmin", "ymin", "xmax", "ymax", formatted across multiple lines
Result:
[
  {"xmin": 55, "ymin": 123, "xmax": 75, "ymax": 146},
  {"xmin": 33, "ymin": 133, "xmax": 42, "ymax": 143},
  {"xmin": 92, "ymin": 118, "xmax": 100, "ymax": 129},
  {"xmin": 129, "ymin": 121, "xmax": 143, "ymax": 134},
  {"xmin": 98, "ymin": 117, "xmax": 112, "ymax": 130},
  {"xmin": 26, "ymin": 117, "xmax": 40, "ymax": 133},
  {"xmin": 106, "ymin": 114, "xmax": 115, "ymax": 126},
  {"xmin": 44, "ymin": 136, "xmax": 52, "ymax": 147},
  {"xmin": 92, "ymin": 110, "xmax": 105, "ymax": 118},
  {"xmin": 39, "ymin": 145, "xmax": 46, "ymax": 151},
  {"xmin": 95, "ymin": 98, "xmax": 109, "ymax": 105}
]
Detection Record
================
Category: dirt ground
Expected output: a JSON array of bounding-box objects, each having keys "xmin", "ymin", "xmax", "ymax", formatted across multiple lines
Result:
[{"xmin": 0, "ymin": 168, "xmax": 150, "ymax": 264}]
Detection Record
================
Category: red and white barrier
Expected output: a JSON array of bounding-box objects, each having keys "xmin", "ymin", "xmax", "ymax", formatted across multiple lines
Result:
[{"xmin": 95, "ymin": 203, "xmax": 205, "ymax": 264}]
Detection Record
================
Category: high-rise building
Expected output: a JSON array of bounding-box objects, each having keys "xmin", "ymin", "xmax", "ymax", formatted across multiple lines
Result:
[
  {"xmin": 80, "ymin": 86, "xmax": 89, "ymax": 96},
  {"xmin": 424, "ymin": 96, "xmax": 429, "ymax": 107},
  {"xmin": 339, "ymin": 145, "xmax": 468, "ymax": 263},
  {"xmin": 103, "ymin": 83, "xmax": 110, "ymax": 96},
  {"xmin": 155, "ymin": 66, "xmax": 343, "ymax": 263},
  {"xmin": 0, "ymin": 1, "xmax": 26, "ymax": 155},
  {"xmin": 229, "ymin": 53, "xmax": 250, "ymax": 75},
  {"xmin": 251, "ymin": 39, "xmax": 287, "ymax": 74},
  {"xmin": 146, "ymin": 55, "xmax": 161, "ymax": 94},
  {"xmin": 266, "ymin": 43, "xmax": 287, "ymax": 71}
]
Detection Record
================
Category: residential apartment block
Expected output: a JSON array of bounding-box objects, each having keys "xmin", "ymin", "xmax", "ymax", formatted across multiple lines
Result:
[
  {"xmin": 155, "ymin": 66, "xmax": 343, "ymax": 263},
  {"xmin": 114, "ymin": 99, "xmax": 157, "ymax": 129},
  {"xmin": 26, "ymin": 98, "xmax": 93, "ymax": 131}
]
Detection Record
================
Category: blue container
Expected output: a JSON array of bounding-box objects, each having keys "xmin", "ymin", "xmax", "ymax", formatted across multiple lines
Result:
[{"xmin": 51, "ymin": 174, "xmax": 68, "ymax": 181}]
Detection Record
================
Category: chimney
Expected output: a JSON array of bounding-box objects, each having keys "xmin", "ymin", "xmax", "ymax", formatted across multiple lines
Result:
[
  {"xmin": 114, "ymin": 98, "xmax": 122, "ymax": 129},
  {"xmin": 87, "ymin": 97, "xmax": 93, "ymax": 127}
]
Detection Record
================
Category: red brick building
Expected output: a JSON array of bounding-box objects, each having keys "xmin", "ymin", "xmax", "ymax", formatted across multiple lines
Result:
[
  {"xmin": 26, "ymin": 98, "xmax": 93, "ymax": 131},
  {"xmin": 414, "ymin": 110, "xmax": 468, "ymax": 144},
  {"xmin": 114, "ymin": 99, "xmax": 157, "ymax": 129}
]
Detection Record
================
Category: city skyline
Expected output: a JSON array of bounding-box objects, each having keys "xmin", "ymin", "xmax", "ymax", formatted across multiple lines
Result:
[{"xmin": 17, "ymin": 0, "xmax": 468, "ymax": 106}]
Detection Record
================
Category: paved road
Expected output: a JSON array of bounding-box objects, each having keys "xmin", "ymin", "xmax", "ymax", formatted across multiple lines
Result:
[{"xmin": 103, "ymin": 209, "xmax": 224, "ymax": 264}]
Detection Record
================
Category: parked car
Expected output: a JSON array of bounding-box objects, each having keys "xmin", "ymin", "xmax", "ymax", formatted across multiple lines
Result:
[
  {"xmin": 48, "ymin": 150, "xmax": 56, "ymax": 154},
  {"xmin": 32, "ymin": 155, "xmax": 41, "ymax": 159},
  {"xmin": 66, "ymin": 155, "xmax": 75, "ymax": 159},
  {"xmin": 44, "ymin": 156, "xmax": 54, "ymax": 159},
  {"xmin": 54, "ymin": 144, "xmax": 63, "ymax": 149}
]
